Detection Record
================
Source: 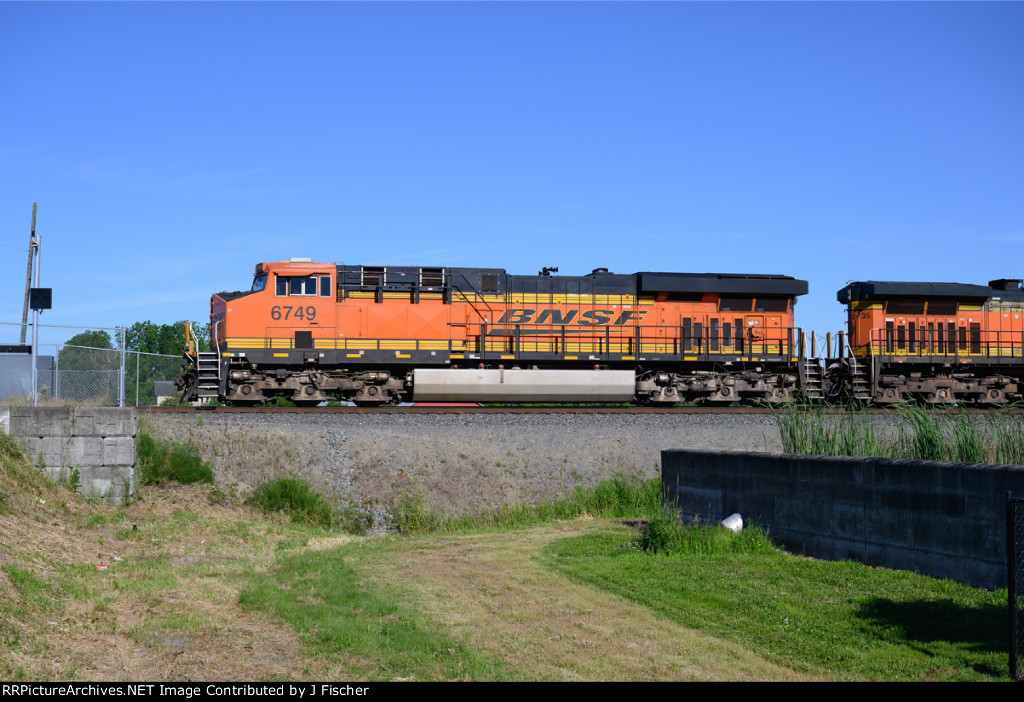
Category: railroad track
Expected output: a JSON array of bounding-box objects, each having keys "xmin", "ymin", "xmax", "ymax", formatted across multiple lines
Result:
[
  {"xmin": 138, "ymin": 405, "xmax": 1023, "ymax": 416},
  {"xmin": 140, "ymin": 405, "xmax": 771, "ymax": 415}
]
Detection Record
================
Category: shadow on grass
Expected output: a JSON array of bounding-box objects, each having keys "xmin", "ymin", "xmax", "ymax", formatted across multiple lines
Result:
[{"xmin": 856, "ymin": 597, "xmax": 1008, "ymax": 677}]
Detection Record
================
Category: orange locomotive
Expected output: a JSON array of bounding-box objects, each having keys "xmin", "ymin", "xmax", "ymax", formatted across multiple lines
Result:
[
  {"xmin": 831, "ymin": 279, "xmax": 1024, "ymax": 404},
  {"xmin": 179, "ymin": 259, "xmax": 811, "ymax": 405}
]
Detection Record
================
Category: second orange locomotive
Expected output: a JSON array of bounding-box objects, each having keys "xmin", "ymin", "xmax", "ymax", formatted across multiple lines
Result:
[{"xmin": 833, "ymin": 278, "xmax": 1024, "ymax": 405}]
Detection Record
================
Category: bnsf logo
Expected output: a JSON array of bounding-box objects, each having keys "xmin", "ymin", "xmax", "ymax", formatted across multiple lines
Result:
[{"xmin": 495, "ymin": 309, "xmax": 648, "ymax": 325}]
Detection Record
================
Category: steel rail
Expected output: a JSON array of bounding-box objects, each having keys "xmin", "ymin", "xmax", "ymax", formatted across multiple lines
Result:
[{"xmin": 138, "ymin": 405, "xmax": 1024, "ymax": 416}]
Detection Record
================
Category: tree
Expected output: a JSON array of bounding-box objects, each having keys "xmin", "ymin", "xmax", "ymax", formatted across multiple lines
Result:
[
  {"xmin": 57, "ymin": 330, "xmax": 119, "ymax": 404},
  {"xmin": 65, "ymin": 330, "xmax": 114, "ymax": 350},
  {"xmin": 123, "ymin": 320, "xmax": 210, "ymax": 355},
  {"xmin": 122, "ymin": 320, "xmax": 210, "ymax": 406}
]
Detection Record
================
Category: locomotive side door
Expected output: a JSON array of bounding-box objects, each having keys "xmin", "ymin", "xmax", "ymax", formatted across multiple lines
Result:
[
  {"xmin": 765, "ymin": 314, "xmax": 784, "ymax": 355},
  {"xmin": 745, "ymin": 316, "xmax": 764, "ymax": 355}
]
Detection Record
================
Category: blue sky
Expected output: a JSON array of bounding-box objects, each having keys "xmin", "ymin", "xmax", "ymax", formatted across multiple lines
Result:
[{"xmin": 1, "ymin": 1, "xmax": 1021, "ymax": 348}]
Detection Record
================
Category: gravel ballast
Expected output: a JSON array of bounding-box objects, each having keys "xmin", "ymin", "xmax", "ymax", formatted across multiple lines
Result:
[{"xmin": 142, "ymin": 412, "xmax": 784, "ymax": 523}]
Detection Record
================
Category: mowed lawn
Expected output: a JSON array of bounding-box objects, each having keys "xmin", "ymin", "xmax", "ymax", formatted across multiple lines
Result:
[{"xmin": 0, "ymin": 431, "xmax": 1013, "ymax": 682}]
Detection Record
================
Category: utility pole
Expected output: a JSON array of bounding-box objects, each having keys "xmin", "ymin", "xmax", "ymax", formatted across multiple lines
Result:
[
  {"xmin": 19, "ymin": 203, "xmax": 38, "ymax": 345},
  {"xmin": 118, "ymin": 326, "xmax": 126, "ymax": 408},
  {"xmin": 31, "ymin": 234, "xmax": 41, "ymax": 406}
]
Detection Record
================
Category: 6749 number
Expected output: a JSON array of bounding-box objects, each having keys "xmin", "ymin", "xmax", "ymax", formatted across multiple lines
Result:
[{"xmin": 271, "ymin": 305, "xmax": 317, "ymax": 321}]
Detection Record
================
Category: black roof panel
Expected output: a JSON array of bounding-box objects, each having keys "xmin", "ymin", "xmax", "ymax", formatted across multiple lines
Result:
[
  {"xmin": 837, "ymin": 280, "xmax": 1024, "ymax": 303},
  {"xmin": 637, "ymin": 272, "xmax": 808, "ymax": 296}
]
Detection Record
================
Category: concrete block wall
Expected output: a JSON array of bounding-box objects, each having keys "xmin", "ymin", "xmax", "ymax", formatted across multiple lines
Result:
[
  {"xmin": 3, "ymin": 407, "xmax": 137, "ymax": 505},
  {"xmin": 662, "ymin": 449, "xmax": 1024, "ymax": 590}
]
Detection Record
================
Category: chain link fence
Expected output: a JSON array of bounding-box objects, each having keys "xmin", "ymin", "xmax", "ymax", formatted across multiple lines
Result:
[
  {"xmin": 0, "ymin": 321, "xmax": 187, "ymax": 407},
  {"xmin": 1009, "ymin": 492, "xmax": 1024, "ymax": 681}
]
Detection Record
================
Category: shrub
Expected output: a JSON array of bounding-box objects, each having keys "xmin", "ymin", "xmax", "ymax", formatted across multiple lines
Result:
[
  {"xmin": 391, "ymin": 490, "xmax": 443, "ymax": 535},
  {"xmin": 136, "ymin": 430, "xmax": 214, "ymax": 485},
  {"xmin": 0, "ymin": 433, "xmax": 23, "ymax": 463},
  {"xmin": 637, "ymin": 516, "xmax": 776, "ymax": 556},
  {"xmin": 249, "ymin": 477, "xmax": 334, "ymax": 529}
]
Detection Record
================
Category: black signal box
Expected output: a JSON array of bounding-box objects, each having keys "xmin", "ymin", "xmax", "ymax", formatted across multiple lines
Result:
[{"xmin": 30, "ymin": 288, "xmax": 52, "ymax": 310}]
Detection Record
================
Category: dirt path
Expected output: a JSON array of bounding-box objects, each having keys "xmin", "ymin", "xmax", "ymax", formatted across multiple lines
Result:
[
  {"xmin": 2, "ymin": 474, "xmax": 814, "ymax": 680},
  {"xmin": 353, "ymin": 520, "xmax": 816, "ymax": 681}
]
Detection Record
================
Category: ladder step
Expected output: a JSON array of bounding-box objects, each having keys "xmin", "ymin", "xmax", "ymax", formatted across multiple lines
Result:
[{"xmin": 196, "ymin": 352, "xmax": 220, "ymax": 394}]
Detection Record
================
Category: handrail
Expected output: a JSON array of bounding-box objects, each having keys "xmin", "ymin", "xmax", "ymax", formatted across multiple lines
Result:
[
  {"xmin": 449, "ymin": 270, "xmax": 498, "ymax": 326},
  {"xmin": 184, "ymin": 321, "xmax": 196, "ymax": 362},
  {"xmin": 864, "ymin": 327, "xmax": 1024, "ymax": 361},
  {"xmin": 230, "ymin": 323, "xmax": 807, "ymax": 363}
]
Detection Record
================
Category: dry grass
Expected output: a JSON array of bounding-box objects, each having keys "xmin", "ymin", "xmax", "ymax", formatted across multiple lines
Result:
[
  {"xmin": 141, "ymin": 415, "xmax": 672, "ymax": 524},
  {"xmin": 140, "ymin": 416, "xmax": 322, "ymax": 498},
  {"xmin": 1, "ymin": 433, "xmax": 810, "ymax": 681},
  {"xmin": 0, "ymin": 448, "xmax": 353, "ymax": 681},
  {"xmin": 1, "ymin": 421, "xmax": 816, "ymax": 681},
  {"xmin": 346, "ymin": 441, "xmax": 648, "ymax": 518}
]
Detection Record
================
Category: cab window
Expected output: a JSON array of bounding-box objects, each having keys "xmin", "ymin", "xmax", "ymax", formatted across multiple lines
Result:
[
  {"xmin": 252, "ymin": 274, "xmax": 267, "ymax": 292},
  {"xmin": 754, "ymin": 297, "xmax": 789, "ymax": 312},
  {"xmin": 927, "ymin": 300, "xmax": 957, "ymax": 315},
  {"xmin": 719, "ymin": 296, "xmax": 753, "ymax": 312},
  {"xmin": 289, "ymin": 276, "xmax": 317, "ymax": 295},
  {"xmin": 276, "ymin": 275, "xmax": 319, "ymax": 296},
  {"xmin": 886, "ymin": 300, "xmax": 926, "ymax": 315}
]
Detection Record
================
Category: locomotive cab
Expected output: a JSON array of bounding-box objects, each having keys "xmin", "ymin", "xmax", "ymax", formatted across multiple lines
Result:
[{"xmin": 210, "ymin": 259, "xmax": 336, "ymax": 352}]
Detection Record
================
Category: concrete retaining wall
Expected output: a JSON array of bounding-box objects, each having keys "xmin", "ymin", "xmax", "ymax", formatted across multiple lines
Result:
[
  {"xmin": 662, "ymin": 449, "xmax": 1024, "ymax": 590},
  {"xmin": 3, "ymin": 407, "xmax": 137, "ymax": 505}
]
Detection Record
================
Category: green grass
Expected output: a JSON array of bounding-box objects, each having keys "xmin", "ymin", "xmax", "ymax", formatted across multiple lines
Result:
[
  {"xmin": 249, "ymin": 477, "xmax": 336, "ymax": 530},
  {"xmin": 543, "ymin": 526, "xmax": 1010, "ymax": 681},
  {"xmin": 636, "ymin": 516, "xmax": 777, "ymax": 556},
  {"xmin": 391, "ymin": 476, "xmax": 663, "ymax": 535},
  {"xmin": 3, "ymin": 419, "xmax": 1016, "ymax": 681},
  {"xmin": 776, "ymin": 406, "xmax": 886, "ymax": 458},
  {"xmin": 248, "ymin": 477, "xmax": 373, "ymax": 535},
  {"xmin": 3, "ymin": 565, "xmax": 56, "ymax": 612},
  {"xmin": 992, "ymin": 415, "xmax": 1024, "ymax": 465},
  {"xmin": 77, "ymin": 511, "xmax": 127, "ymax": 530},
  {"xmin": 135, "ymin": 430, "xmax": 214, "ymax": 485},
  {"xmin": 0, "ymin": 432, "xmax": 24, "ymax": 462},
  {"xmin": 237, "ymin": 544, "xmax": 518, "ymax": 681},
  {"xmin": 775, "ymin": 406, "xmax": 1024, "ymax": 464}
]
